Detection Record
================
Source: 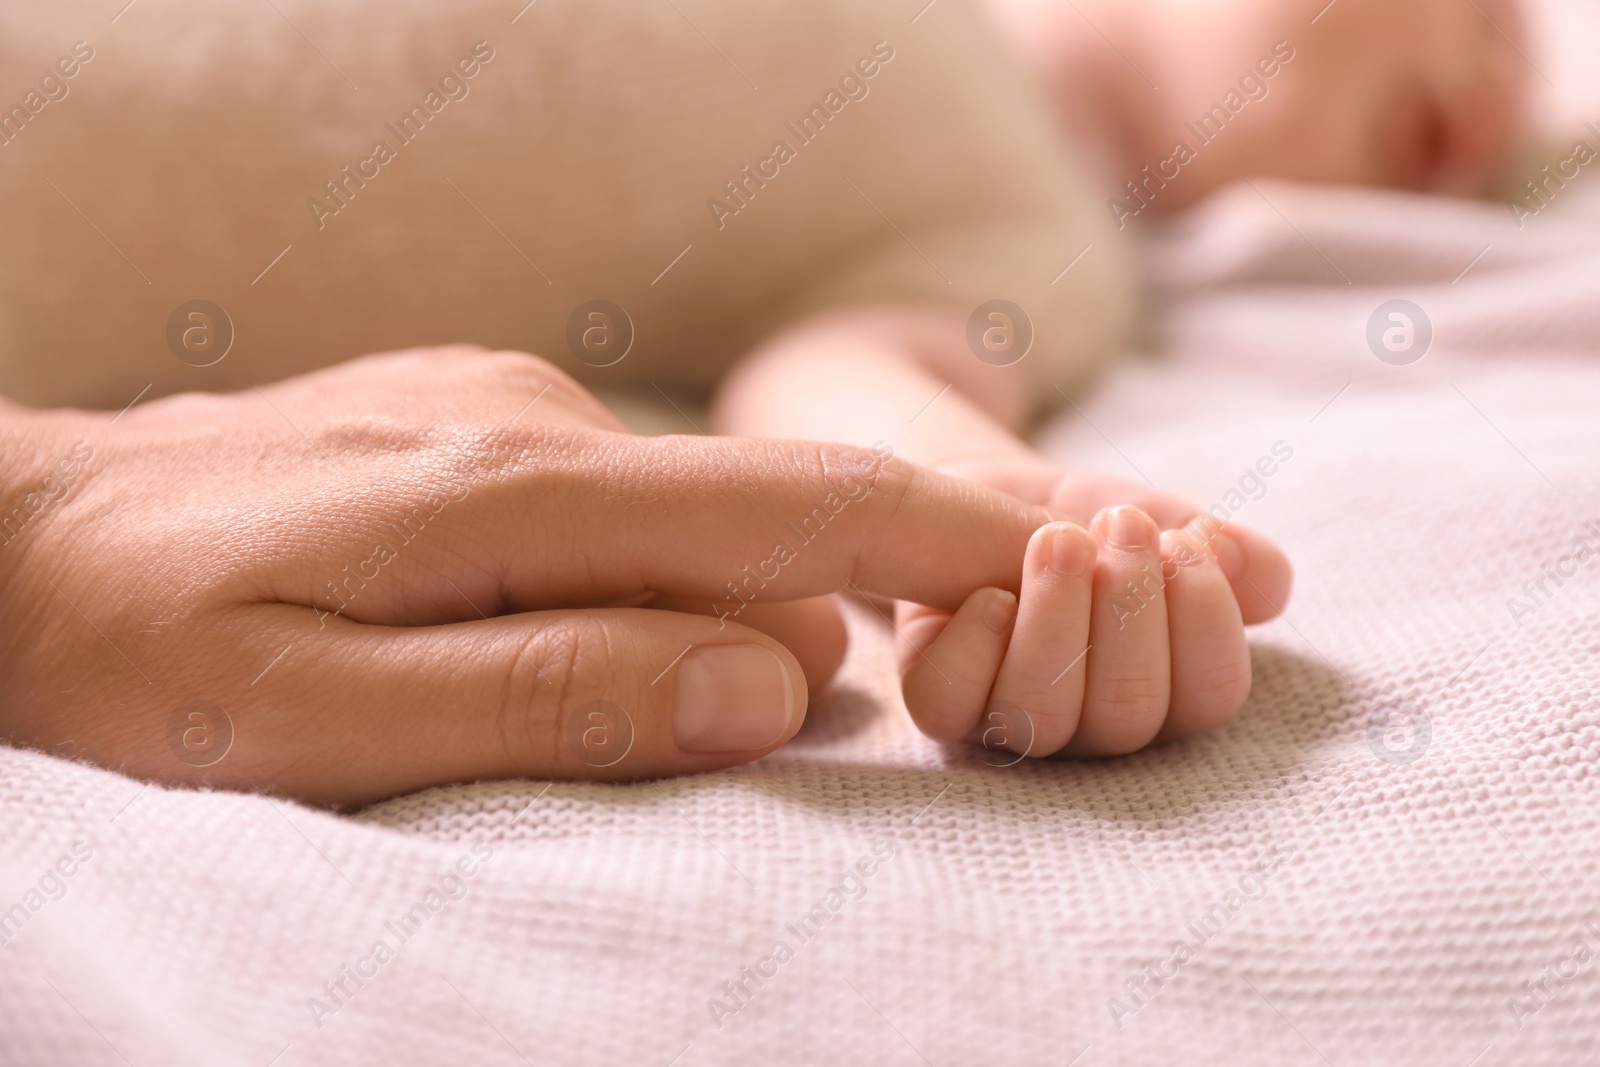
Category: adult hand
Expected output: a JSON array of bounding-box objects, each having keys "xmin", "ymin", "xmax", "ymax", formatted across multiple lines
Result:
[{"xmin": 0, "ymin": 347, "xmax": 1052, "ymax": 805}]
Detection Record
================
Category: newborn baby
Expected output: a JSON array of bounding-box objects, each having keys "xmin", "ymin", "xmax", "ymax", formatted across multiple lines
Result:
[{"xmin": 0, "ymin": 0, "xmax": 1525, "ymax": 763}]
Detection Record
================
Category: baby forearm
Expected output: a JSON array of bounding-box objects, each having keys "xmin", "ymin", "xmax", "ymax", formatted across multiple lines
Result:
[{"xmin": 712, "ymin": 311, "xmax": 1039, "ymax": 474}]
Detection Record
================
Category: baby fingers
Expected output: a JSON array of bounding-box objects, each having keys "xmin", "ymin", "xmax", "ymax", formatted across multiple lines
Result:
[
  {"xmin": 901, "ymin": 588, "xmax": 1017, "ymax": 742},
  {"xmin": 1064, "ymin": 506, "xmax": 1172, "ymax": 756},
  {"xmin": 899, "ymin": 508, "xmax": 1254, "ymax": 761},
  {"xmin": 983, "ymin": 521, "xmax": 1096, "ymax": 757},
  {"xmin": 1155, "ymin": 527, "xmax": 1252, "ymax": 741}
]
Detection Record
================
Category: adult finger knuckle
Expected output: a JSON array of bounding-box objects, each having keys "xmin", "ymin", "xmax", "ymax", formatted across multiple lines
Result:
[
  {"xmin": 473, "ymin": 348, "xmax": 583, "ymax": 399},
  {"xmin": 498, "ymin": 616, "xmax": 610, "ymax": 771},
  {"xmin": 861, "ymin": 448, "xmax": 916, "ymax": 504},
  {"xmin": 473, "ymin": 348, "xmax": 626, "ymax": 429},
  {"xmin": 808, "ymin": 440, "xmax": 893, "ymax": 484},
  {"xmin": 452, "ymin": 421, "xmax": 603, "ymax": 492},
  {"xmin": 791, "ymin": 442, "xmax": 910, "ymax": 588},
  {"xmin": 806, "ymin": 441, "xmax": 912, "ymax": 519}
]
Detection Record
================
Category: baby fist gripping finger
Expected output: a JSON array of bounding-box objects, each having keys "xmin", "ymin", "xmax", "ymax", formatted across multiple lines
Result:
[
  {"xmin": 900, "ymin": 588, "xmax": 1017, "ymax": 743},
  {"xmin": 983, "ymin": 521, "xmax": 1096, "ymax": 757},
  {"xmin": 897, "ymin": 509, "xmax": 1256, "ymax": 762},
  {"xmin": 1065, "ymin": 506, "xmax": 1172, "ymax": 757},
  {"xmin": 1156, "ymin": 528, "xmax": 1252, "ymax": 741}
]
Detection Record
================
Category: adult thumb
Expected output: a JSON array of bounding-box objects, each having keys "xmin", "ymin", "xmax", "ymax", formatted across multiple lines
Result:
[{"xmin": 241, "ymin": 605, "xmax": 812, "ymax": 803}]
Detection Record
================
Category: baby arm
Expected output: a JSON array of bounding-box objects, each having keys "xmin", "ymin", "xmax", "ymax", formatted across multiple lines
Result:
[{"xmin": 712, "ymin": 306, "xmax": 1293, "ymax": 757}]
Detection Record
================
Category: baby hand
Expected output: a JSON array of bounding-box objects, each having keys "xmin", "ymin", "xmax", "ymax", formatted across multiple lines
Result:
[
  {"xmin": 900, "ymin": 507, "xmax": 1256, "ymax": 757},
  {"xmin": 897, "ymin": 449, "xmax": 1292, "ymax": 758}
]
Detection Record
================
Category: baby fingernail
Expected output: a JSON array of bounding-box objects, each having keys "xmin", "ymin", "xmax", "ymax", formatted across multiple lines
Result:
[
  {"xmin": 1104, "ymin": 506, "xmax": 1151, "ymax": 550},
  {"xmin": 1160, "ymin": 527, "xmax": 1197, "ymax": 558},
  {"xmin": 1211, "ymin": 531, "xmax": 1246, "ymax": 582},
  {"xmin": 674, "ymin": 645, "xmax": 796, "ymax": 753},
  {"xmin": 1047, "ymin": 523, "xmax": 1093, "ymax": 576},
  {"xmin": 983, "ymin": 589, "xmax": 1018, "ymax": 633}
]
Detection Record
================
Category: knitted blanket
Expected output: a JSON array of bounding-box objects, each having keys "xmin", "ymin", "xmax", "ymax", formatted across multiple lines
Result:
[{"xmin": 4, "ymin": 179, "xmax": 1599, "ymax": 1066}]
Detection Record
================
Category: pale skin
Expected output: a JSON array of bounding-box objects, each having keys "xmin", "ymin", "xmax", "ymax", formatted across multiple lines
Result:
[{"xmin": 0, "ymin": 0, "xmax": 1528, "ymax": 799}]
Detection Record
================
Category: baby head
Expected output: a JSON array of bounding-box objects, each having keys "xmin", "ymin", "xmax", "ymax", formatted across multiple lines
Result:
[{"xmin": 990, "ymin": 0, "xmax": 1530, "ymax": 210}]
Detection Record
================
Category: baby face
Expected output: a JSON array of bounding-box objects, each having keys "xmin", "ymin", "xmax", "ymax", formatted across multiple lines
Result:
[{"xmin": 1119, "ymin": 0, "xmax": 1531, "ymax": 208}]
